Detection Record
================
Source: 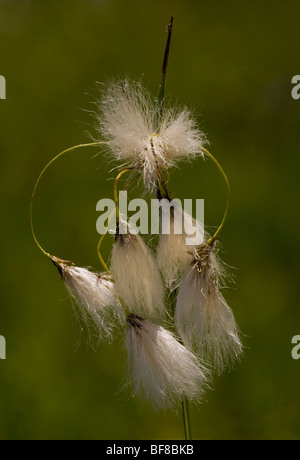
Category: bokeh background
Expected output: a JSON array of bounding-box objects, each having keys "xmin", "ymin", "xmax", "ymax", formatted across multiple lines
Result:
[{"xmin": 0, "ymin": 0, "xmax": 299, "ymax": 440}]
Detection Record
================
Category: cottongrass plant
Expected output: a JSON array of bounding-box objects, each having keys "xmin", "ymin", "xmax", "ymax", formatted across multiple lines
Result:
[{"xmin": 30, "ymin": 18, "xmax": 243, "ymax": 439}]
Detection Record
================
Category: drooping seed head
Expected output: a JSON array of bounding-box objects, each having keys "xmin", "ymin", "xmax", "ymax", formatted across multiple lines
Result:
[
  {"xmin": 110, "ymin": 219, "xmax": 166, "ymax": 321},
  {"xmin": 175, "ymin": 244, "xmax": 243, "ymax": 373},
  {"xmin": 126, "ymin": 314, "xmax": 209, "ymax": 410},
  {"xmin": 56, "ymin": 262, "xmax": 125, "ymax": 341}
]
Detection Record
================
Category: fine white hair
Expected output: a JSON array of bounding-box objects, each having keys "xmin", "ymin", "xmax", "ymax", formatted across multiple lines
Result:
[
  {"xmin": 175, "ymin": 246, "xmax": 242, "ymax": 373},
  {"xmin": 157, "ymin": 201, "xmax": 204, "ymax": 291},
  {"xmin": 126, "ymin": 315, "xmax": 208, "ymax": 410},
  {"xmin": 97, "ymin": 80, "xmax": 205, "ymax": 191},
  {"xmin": 61, "ymin": 264, "xmax": 125, "ymax": 341},
  {"xmin": 110, "ymin": 219, "xmax": 166, "ymax": 321}
]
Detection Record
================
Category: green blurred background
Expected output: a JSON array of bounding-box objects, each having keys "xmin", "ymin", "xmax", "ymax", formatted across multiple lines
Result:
[{"xmin": 0, "ymin": 0, "xmax": 299, "ymax": 440}]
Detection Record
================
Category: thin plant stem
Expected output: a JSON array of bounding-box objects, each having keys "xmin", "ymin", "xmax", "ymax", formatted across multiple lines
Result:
[
  {"xmin": 170, "ymin": 289, "xmax": 193, "ymax": 440},
  {"xmin": 154, "ymin": 16, "xmax": 173, "ymax": 194},
  {"xmin": 157, "ymin": 16, "xmax": 173, "ymax": 127},
  {"xmin": 182, "ymin": 398, "xmax": 192, "ymax": 441},
  {"xmin": 30, "ymin": 141, "xmax": 106, "ymax": 261},
  {"xmin": 96, "ymin": 168, "xmax": 132, "ymax": 272},
  {"xmin": 96, "ymin": 232, "xmax": 111, "ymax": 273},
  {"xmin": 114, "ymin": 168, "xmax": 133, "ymax": 222},
  {"xmin": 156, "ymin": 17, "xmax": 193, "ymax": 439},
  {"xmin": 201, "ymin": 146, "xmax": 231, "ymax": 246}
]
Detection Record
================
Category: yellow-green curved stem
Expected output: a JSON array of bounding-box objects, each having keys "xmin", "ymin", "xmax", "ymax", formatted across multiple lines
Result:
[
  {"xmin": 114, "ymin": 168, "xmax": 133, "ymax": 222},
  {"xmin": 96, "ymin": 168, "xmax": 132, "ymax": 273},
  {"xmin": 201, "ymin": 146, "xmax": 231, "ymax": 246},
  {"xmin": 96, "ymin": 233, "xmax": 111, "ymax": 273},
  {"xmin": 30, "ymin": 141, "xmax": 106, "ymax": 260}
]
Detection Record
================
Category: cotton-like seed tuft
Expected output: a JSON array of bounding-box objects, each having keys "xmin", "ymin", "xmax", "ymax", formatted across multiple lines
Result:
[
  {"xmin": 110, "ymin": 219, "xmax": 166, "ymax": 321},
  {"xmin": 96, "ymin": 80, "xmax": 205, "ymax": 190},
  {"xmin": 175, "ymin": 245, "xmax": 242, "ymax": 373},
  {"xmin": 126, "ymin": 315, "xmax": 209, "ymax": 410},
  {"xmin": 60, "ymin": 264, "xmax": 125, "ymax": 341},
  {"xmin": 157, "ymin": 201, "xmax": 204, "ymax": 291}
]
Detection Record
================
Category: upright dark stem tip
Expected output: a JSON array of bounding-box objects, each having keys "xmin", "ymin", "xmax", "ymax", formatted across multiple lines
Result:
[
  {"xmin": 162, "ymin": 17, "xmax": 173, "ymax": 76},
  {"xmin": 157, "ymin": 17, "xmax": 174, "ymax": 129}
]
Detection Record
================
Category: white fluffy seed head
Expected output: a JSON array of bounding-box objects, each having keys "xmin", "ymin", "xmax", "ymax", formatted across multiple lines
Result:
[
  {"xmin": 126, "ymin": 315, "xmax": 208, "ymax": 410},
  {"xmin": 175, "ymin": 246, "xmax": 243, "ymax": 374},
  {"xmin": 96, "ymin": 80, "xmax": 205, "ymax": 191},
  {"xmin": 110, "ymin": 219, "xmax": 166, "ymax": 321},
  {"xmin": 157, "ymin": 201, "xmax": 205, "ymax": 291},
  {"xmin": 97, "ymin": 80, "xmax": 154, "ymax": 164},
  {"xmin": 60, "ymin": 264, "xmax": 125, "ymax": 341}
]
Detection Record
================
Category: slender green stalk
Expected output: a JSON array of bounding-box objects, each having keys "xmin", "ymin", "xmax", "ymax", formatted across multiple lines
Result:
[
  {"xmin": 170, "ymin": 289, "xmax": 193, "ymax": 440},
  {"xmin": 96, "ymin": 231, "xmax": 111, "ymax": 273},
  {"xmin": 182, "ymin": 398, "xmax": 192, "ymax": 441},
  {"xmin": 96, "ymin": 168, "xmax": 132, "ymax": 272},
  {"xmin": 200, "ymin": 146, "xmax": 231, "ymax": 246},
  {"xmin": 114, "ymin": 168, "xmax": 133, "ymax": 222}
]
